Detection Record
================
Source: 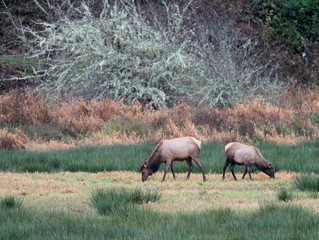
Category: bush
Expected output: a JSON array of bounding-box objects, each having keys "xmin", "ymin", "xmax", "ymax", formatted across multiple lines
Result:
[
  {"xmin": 280, "ymin": 0, "xmax": 319, "ymax": 50},
  {"xmin": 91, "ymin": 188, "xmax": 161, "ymax": 216},
  {"xmin": 0, "ymin": 128, "xmax": 29, "ymax": 150},
  {"xmin": 245, "ymin": 0, "xmax": 319, "ymax": 51}
]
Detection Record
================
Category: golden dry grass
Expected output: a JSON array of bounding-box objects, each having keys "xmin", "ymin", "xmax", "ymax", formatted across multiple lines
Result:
[
  {"xmin": 1, "ymin": 87, "xmax": 319, "ymax": 151},
  {"xmin": 1, "ymin": 171, "xmax": 318, "ymax": 215}
]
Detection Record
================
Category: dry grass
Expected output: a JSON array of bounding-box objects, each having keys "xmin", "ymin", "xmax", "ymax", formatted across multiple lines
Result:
[
  {"xmin": 0, "ymin": 87, "xmax": 319, "ymax": 151},
  {"xmin": 0, "ymin": 128, "xmax": 30, "ymax": 150},
  {"xmin": 1, "ymin": 171, "xmax": 318, "ymax": 215}
]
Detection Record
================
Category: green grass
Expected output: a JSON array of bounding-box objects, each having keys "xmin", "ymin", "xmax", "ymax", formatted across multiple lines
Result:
[
  {"xmin": 260, "ymin": 142, "xmax": 319, "ymax": 173},
  {"xmin": 276, "ymin": 188, "xmax": 294, "ymax": 202},
  {"xmin": 91, "ymin": 188, "xmax": 161, "ymax": 215},
  {"xmin": 0, "ymin": 142, "xmax": 318, "ymax": 174},
  {"xmin": 0, "ymin": 196, "xmax": 23, "ymax": 209},
  {"xmin": 0, "ymin": 203, "xmax": 318, "ymax": 240},
  {"xmin": 294, "ymin": 174, "xmax": 319, "ymax": 192}
]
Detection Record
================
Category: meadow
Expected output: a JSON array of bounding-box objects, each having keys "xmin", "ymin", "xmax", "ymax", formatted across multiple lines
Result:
[
  {"xmin": 0, "ymin": 142, "xmax": 319, "ymax": 239},
  {"xmin": 0, "ymin": 90, "xmax": 319, "ymax": 239},
  {"xmin": 1, "ymin": 170, "xmax": 319, "ymax": 240},
  {"xmin": 0, "ymin": 142, "xmax": 318, "ymax": 174}
]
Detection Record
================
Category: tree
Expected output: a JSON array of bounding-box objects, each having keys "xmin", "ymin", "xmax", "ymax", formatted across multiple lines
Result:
[{"xmin": 9, "ymin": 0, "xmax": 286, "ymax": 107}]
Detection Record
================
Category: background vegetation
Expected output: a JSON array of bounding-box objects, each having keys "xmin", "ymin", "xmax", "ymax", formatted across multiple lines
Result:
[
  {"xmin": 0, "ymin": 87, "xmax": 318, "ymax": 150},
  {"xmin": 1, "ymin": 0, "xmax": 318, "ymax": 105},
  {"xmin": 0, "ymin": 141, "xmax": 318, "ymax": 174}
]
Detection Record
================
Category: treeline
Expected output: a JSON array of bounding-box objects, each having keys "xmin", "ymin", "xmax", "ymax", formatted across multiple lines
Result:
[{"xmin": 0, "ymin": 0, "xmax": 318, "ymax": 106}]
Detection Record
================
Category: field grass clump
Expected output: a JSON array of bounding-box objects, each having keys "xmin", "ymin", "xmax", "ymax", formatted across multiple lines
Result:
[
  {"xmin": 0, "ymin": 196, "xmax": 23, "ymax": 209},
  {"xmin": 294, "ymin": 174, "xmax": 319, "ymax": 192},
  {"xmin": 276, "ymin": 188, "xmax": 294, "ymax": 202},
  {"xmin": 91, "ymin": 188, "xmax": 161, "ymax": 215}
]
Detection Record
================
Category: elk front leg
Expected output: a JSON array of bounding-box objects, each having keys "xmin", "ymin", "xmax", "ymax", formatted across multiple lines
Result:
[{"xmin": 162, "ymin": 159, "xmax": 172, "ymax": 182}]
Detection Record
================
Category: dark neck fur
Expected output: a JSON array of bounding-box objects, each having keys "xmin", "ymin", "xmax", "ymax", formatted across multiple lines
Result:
[
  {"xmin": 147, "ymin": 142, "xmax": 162, "ymax": 173},
  {"xmin": 255, "ymin": 158, "xmax": 269, "ymax": 172}
]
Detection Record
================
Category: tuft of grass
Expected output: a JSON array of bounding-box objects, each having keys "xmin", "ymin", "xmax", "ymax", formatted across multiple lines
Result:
[
  {"xmin": 91, "ymin": 188, "xmax": 161, "ymax": 216},
  {"xmin": 294, "ymin": 174, "xmax": 319, "ymax": 192},
  {"xmin": 276, "ymin": 188, "xmax": 293, "ymax": 202},
  {"xmin": 309, "ymin": 191, "xmax": 318, "ymax": 199},
  {"xmin": 0, "ymin": 196, "xmax": 23, "ymax": 209}
]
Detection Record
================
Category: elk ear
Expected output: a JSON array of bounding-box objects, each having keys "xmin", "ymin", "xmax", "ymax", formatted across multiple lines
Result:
[
  {"xmin": 141, "ymin": 161, "xmax": 148, "ymax": 169},
  {"xmin": 268, "ymin": 163, "xmax": 272, "ymax": 168}
]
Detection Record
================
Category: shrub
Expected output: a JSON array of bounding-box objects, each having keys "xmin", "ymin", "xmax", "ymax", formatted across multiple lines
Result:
[
  {"xmin": 91, "ymin": 188, "xmax": 161, "ymax": 216},
  {"xmin": 0, "ymin": 128, "xmax": 29, "ymax": 150},
  {"xmin": 0, "ymin": 88, "xmax": 50, "ymax": 125},
  {"xmin": 245, "ymin": 0, "xmax": 319, "ymax": 51},
  {"xmin": 280, "ymin": 0, "xmax": 319, "ymax": 50}
]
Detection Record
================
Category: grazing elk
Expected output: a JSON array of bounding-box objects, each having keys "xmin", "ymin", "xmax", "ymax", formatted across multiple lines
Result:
[
  {"xmin": 140, "ymin": 137, "xmax": 207, "ymax": 182},
  {"xmin": 222, "ymin": 142, "xmax": 275, "ymax": 180}
]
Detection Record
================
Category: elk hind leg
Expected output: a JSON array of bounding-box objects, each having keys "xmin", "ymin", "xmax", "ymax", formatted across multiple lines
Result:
[
  {"xmin": 242, "ymin": 166, "xmax": 248, "ymax": 179},
  {"xmin": 229, "ymin": 163, "xmax": 237, "ymax": 181},
  {"xmin": 222, "ymin": 158, "xmax": 232, "ymax": 180},
  {"xmin": 186, "ymin": 158, "xmax": 193, "ymax": 179},
  {"xmin": 191, "ymin": 157, "xmax": 207, "ymax": 182}
]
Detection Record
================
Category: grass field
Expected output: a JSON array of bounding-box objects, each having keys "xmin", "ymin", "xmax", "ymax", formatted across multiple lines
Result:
[
  {"xmin": 1, "ymin": 171, "xmax": 319, "ymax": 239},
  {"xmin": 0, "ymin": 142, "xmax": 319, "ymax": 239},
  {"xmin": 0, "ymin": 142, "xmax": 318, "ymax": 174}
]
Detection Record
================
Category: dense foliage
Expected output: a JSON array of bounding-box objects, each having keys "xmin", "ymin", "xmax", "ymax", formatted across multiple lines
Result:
[{"xmin": 245, "ymin": 0, "xmax": 319, "ymax": 51}]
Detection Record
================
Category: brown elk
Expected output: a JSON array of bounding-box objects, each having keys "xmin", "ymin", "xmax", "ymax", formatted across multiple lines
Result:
[
  {"xmin": 222, "ymin": 142, "xmax": 275, "ymax": 180},
  {"xmin": 140, "ymin": 137, "xmax": 207, "ymax": 182}
]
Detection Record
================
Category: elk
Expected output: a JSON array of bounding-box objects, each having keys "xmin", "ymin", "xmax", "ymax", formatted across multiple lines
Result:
[
  {"xmin": 140, "ymin": 137, "xmax": 207, "ymax": 182},
  {"xmin": 222, "ymin": 142, "xmax": 275, "ymax": 180}
]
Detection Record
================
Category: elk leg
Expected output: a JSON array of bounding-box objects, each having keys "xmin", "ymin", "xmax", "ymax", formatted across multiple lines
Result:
[
  {"xmin": 229, "ymin": 163, "xmax": 237, "ymax": 181},
  {"xmin": 162, "ymin": 160, "xmax": 172, "ymax": 182},
  {"xmin": 247, "ymin": 165, "xmax": 253, "ymax": 180},
  {"xmin": 191, "ymin": 157, "xmax": 207, "ymax": 182},
  {"xmin": 171, "ymin": 162, "xmax": 176, "ymax": 179},
  {"xmin": 222, "ymin": 158, "xmax": 232, "ymax": 180},
  {"xmin": 242, "ymin": 166, "xmax": 248, "ymax": 179},
  {"xmin": 186, "ymin": 158, "xmax": 193, "ymax": 179}
]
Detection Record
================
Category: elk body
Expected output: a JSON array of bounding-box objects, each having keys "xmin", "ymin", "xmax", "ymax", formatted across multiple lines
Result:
[
  {"xmin": 222, "ymin": 142, "xmax": 275, "ymax": 180},
  {"xmin": 141, "ymin": 137, "xmax": 207, "ymax": 182}
]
